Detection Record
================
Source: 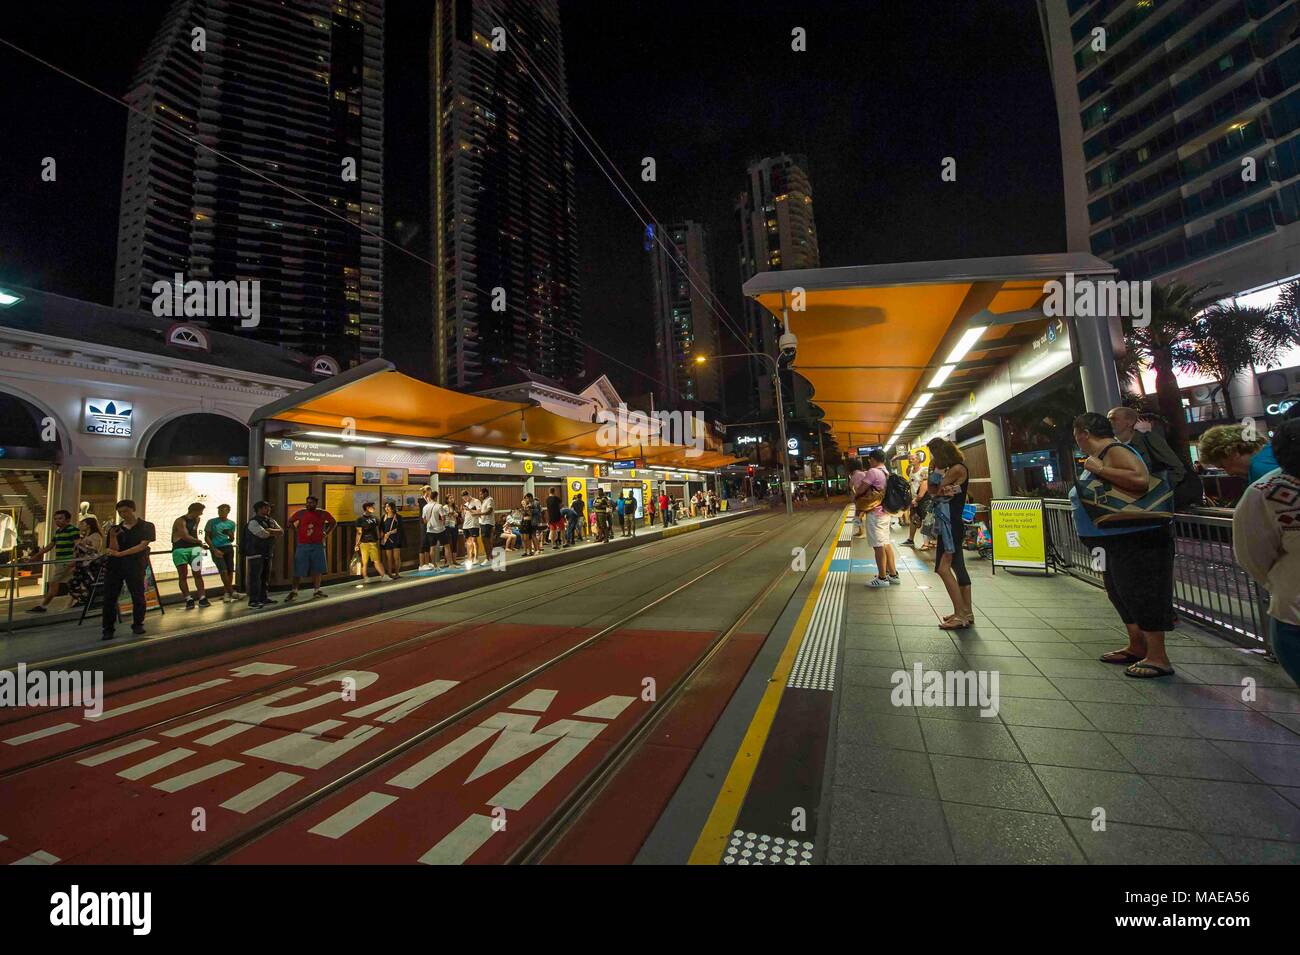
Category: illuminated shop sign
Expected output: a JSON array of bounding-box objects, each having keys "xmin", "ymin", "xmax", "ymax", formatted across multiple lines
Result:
[
  {"xmin": 735, "ymin": 435, "xmax": 760, "ymax": 445},
  {"xmin": 1267, "ymin": 398, "xmax": 1297, "ymax": 415},
  {"xmin": 83, "ymin": 398, "xmax": 133, "ymax": 437}
]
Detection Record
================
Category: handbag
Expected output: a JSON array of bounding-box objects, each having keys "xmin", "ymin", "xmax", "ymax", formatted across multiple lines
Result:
[
  {"xmin": 1073, "ymin": 442, "xmax": 1173, "ymax": 527},
  {"xmin": 348, "ymin": 554, "xmax": 364, "ymax": 576}
]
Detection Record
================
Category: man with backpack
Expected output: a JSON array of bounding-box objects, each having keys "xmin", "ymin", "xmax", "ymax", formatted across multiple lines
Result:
[
  {"xmin": 1108, "ymin": 407, "xmax": 1202, "ymax": 510},
  {"xmin": 862, "ymin": 450, "xmax": 903, "ymax": 587}
]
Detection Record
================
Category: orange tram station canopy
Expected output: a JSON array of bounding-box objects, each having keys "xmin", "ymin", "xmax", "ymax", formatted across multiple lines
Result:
[
  {"xmin": 743, "ymin": 252, "xmax": 1117, "ymax": 449},
  {"xmin": 249, "ymin": 359, "xmax": 744, "ymax": 472}
]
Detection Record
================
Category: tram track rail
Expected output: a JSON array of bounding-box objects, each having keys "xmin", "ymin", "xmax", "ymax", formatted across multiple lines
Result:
[{"xmin": 189, "ymin": 507, "xmax": 842, "ymax": 865}]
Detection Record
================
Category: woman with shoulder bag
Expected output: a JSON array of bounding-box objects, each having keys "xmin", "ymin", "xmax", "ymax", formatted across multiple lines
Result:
[{"xmin": 1069, "ymin": 412, "xmax": 1176, "ymax": 678}]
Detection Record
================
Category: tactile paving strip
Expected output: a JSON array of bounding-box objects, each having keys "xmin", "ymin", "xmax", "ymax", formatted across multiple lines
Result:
[{"xmin": 722, "ymin": 830, "xmax": 814, "ymax": 865}]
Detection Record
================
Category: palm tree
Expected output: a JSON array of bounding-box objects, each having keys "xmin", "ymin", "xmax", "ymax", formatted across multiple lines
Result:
[
  {"xmin": 1124, "ymin": 281, "xmax": 1213, "ymax": 454},
  {"xmin": 1271, "ymin": 279, "xmax": 1300, "ymax": 349},
  {"xmin": 1185, "ymin": 303, "xmax": 1288, "ymax": 421}
]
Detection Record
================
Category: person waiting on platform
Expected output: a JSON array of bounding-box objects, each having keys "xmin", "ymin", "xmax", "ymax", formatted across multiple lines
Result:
[
  {"xmin": 204, "ymin": 503, "xmax": 239, "ymax": 602},
  {"xmin": 926, "ymin": 438, "xmax": 972, "ymax": 628},
  {"xmin": 171, "ymin": 502, "xmax": 211, "ymax": 610},
  {"xmin": 286, "ymin": 495, "xmax": 336, "ymax": 600},
  {"xmin": 101, "ymin": 500, "xmax": 156, "ymax": 640},
  {"xmin": 1071, "ymin": 413, "xmax": 1176, "ymax": 678},
  {"xmin": 1232, "ymin": 419, "xmax": 1300, "ymax": 687},
  {"xmin": 379, "ymin": 500, "xmax": 404, "ymax": 580},
  {"xmin": 67, "ymin": 516, "xmax": 104, "ymax": 608},
  {"xmin": 861, "ymin": 450, "xmax": 899, "ymax": 589},
  {"xmin": 244, "ymin": 500, "xmax": 282, "ymax": 610},
  {"xmin": 1197, "ymin": 424, "xmax": 1271, "ymax": 481},
  {"xmin": 26, "ymin": 508, "xmax": 81, "ymax": 614}
]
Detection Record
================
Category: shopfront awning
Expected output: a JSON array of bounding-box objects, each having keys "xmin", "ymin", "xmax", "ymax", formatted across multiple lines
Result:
[
  {"xmin": 743, "ymin": 252, "xmax": 1117, "ymax": 448},
  {"xmin": 250, "ymin": 360, "xmax": 743, "ymax": 471}
]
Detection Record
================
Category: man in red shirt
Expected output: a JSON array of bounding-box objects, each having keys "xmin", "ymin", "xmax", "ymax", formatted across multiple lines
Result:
[
  {"xmin": 286, "ymin": 495, "xmax": 336, "ymax": 599},
  {"xmin": 659, "ymin": 492, "xmax": 671, "ymax": 526}
]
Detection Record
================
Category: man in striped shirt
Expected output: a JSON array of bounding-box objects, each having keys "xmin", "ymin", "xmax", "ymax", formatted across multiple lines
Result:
[{"xmin": 27, "ymin": 509, "xmax": 81, "ymax": 614}]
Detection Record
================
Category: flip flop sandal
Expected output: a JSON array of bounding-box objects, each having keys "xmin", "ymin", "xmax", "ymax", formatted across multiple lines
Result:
[
  {"xmin": 939, "ymin": 618, "xmax": 971, "ymax": 631},
  {"xmin": 1100, "ymin": 650, "xmax": 1144, "ymax": 665},
  {"xmin": 1124, "ymin": 662, "xmax": 1175, "ymax": 679}
]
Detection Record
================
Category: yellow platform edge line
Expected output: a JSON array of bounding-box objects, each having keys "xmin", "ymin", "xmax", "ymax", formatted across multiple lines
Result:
[{"xmin": 686, "ymin": 506, "xmax": 848, "ymax": 865}]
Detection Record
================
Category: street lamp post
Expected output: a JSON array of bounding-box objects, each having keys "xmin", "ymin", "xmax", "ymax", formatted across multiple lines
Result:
[{"xmin": 698, "ymin": 352, "xmax": 794, "ymax": 516}]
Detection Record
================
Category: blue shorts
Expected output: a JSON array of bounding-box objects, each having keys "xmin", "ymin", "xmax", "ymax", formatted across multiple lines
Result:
[{"xmin": 293, "ymin": 542, "xmax": 327, "ymax": 577}]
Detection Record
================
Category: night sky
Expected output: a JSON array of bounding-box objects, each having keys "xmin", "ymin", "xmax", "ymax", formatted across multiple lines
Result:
[{"xmin": 0, "ymin": 0, "xmax": 1064, "ymax": 410}]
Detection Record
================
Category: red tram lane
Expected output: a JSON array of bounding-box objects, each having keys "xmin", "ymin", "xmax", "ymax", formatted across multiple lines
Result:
[
  {"xmin": 222, "ymin": 628, "xmax": 717, "ymax": 865},
  {"xmin": 0, "ymin": 622, "xmax": 600, "ymax": 863}
]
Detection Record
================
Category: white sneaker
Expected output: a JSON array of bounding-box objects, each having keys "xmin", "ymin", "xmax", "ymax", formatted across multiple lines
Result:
[
  {"xmin": 888, "ymin": 574, "xmax": 902, "ymax": 585},
  {"xmin": 868, "ymin": 577, "xmax": 891, "ymax": 588},
  {"xmin": 418, "ymin": 563, "xmax": 434, "ymax": 571}
]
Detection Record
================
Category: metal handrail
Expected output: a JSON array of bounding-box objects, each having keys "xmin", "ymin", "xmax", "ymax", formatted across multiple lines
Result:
[
  {"xmin": 1038, "ymin": 497, "xmax": 1271, "ymax": 649},
  {"xmin": 2, "ymin": 544, "xmax": 207, "ymax": 634}
]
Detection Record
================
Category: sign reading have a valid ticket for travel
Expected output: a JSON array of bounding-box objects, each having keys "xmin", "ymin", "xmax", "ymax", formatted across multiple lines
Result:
[{"xmin": 990, "ymin": 498, "xmax": 1047, "ymax": 572}]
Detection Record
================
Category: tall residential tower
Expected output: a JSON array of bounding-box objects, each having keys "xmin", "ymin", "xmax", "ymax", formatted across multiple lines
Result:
[
  {"xmin": 736, "ymin": 154, "xmax": 820, "ymax": 410},
  {"xmin": 648, "ymin": 220, "xmax": 722, "ymax": 412},
  {"xmin": 1039, "ymin": 0, "xmax": 1300, "ymax": 296},
  {"xmin": 430, "ymin": 0, "xmax": 582, "ymax": 391},
  {"xmin": 114, "ymin": 0, "xmax": 385, "ymax": 367}
]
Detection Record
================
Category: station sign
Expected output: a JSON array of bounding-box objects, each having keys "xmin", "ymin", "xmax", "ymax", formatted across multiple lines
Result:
[{"xmin": 265, "ymin": 439, "xmax": 591, "ymax": 478}]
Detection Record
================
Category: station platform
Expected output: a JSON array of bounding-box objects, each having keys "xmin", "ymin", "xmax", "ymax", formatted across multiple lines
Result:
[
  {"xmin": 662, "ymin": 511, "xmax": 1300, "ymax": 866},
  {"xmin": 0, "ymin": 502, "xmax": 1292, "ymax": 867},
  {"xmin": 0, "ymin": 507, "xmax": 754, "ymax": 679}
]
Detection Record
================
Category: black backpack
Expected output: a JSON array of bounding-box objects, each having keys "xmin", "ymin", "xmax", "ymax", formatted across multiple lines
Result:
[{"xmin": 882, "ymin": 472, "xmax": 913, "ymax": 514}]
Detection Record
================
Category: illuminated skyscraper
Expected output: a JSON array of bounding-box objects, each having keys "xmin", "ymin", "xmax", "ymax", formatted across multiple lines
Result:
[
  {"xmin": 648, "ymin": 220, "xmax": 722, "ymax": 410},
  {"xmin": 114, "ymin": 0, "xmax": 385, "ymax": 367},
  {"xmin": 736, "ymin": 154, "xmax": 820, "ymax": 410},
  {"xmin": 430, "ymin": 0, "xmax": 581, "ymax": 390}
]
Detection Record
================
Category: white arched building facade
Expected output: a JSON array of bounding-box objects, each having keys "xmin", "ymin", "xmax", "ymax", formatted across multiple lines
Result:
[{"xmin": 0, "ymin": 286, "xmax": 320, "ymax": 593}]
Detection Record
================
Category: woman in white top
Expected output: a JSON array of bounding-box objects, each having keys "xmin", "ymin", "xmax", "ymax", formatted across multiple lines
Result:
[{"xmin": 1232, "ymin": 419, "xmax": 1300, "ymax": 687}]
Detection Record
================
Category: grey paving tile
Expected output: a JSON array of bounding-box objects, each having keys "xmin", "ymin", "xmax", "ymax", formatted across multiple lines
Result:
[
  {"xmin": 1204, "ymin": 833, "xmax": 1300, "ymax": 864},
  {"xmin": 1208, "ymin": 740, "xmax": 1300, "ymax": 787},
  {"xmin": 843, "ymin": 622, "xmax": 897, "ymax": 639},
  {"xmin": 832, "ymin": 742, "xmax": 938, "ymax": 799},
  {"xmin": 961, "ymin": 654, "xmax": 1045, "ymax": 676},
  {"xmin": 1033, "ymin": 765, "xmax": 1187, "ymax": 828},
  {"xmin": 919, "ymin": 718, "xmax": 1022, "ymax": 761},
  {"xmin": 1014, "ymin": 643, "xmax": 1092, "ymax": 661},
  {"xmin": 997, "ymin": 698, "xmax": 1094, "ymax": 730},
  {"xmin": 930, "ymin": 755, "xmax": 1055, "ymax": 812},
  {"xmin": 1000, "ymin": 629, "xmax": 1073, "ymax": 644},
  {"xmin": 899, "ymin": 652, "xmax": 969, "ymax": 671},
  {"xmin": 841, "ymin": 682, "xmax": 915, "ymax": 717},
  {"xmin": 1103, "ymin": 734, "xmax": 1260, "ymax": 782},
  {"xmin": 942, "ymin": 802, "xmax": 1086, "ymax": 864},
  {"xmin": 1147, "ymin": 776, "xmax": 1300, "ymax": 841},
  {"xmin": 1244, "ymin": 687, "xmax": 1300, "ymax": 714},
  {"xmin": 1008, "ymin": 724, "xmax": 1132, "ymax": 771},
  {"xmin": 844, "ymin": 632, "xmax": 901, "ymax": 652},
  {"xmin": 1276, "ymin": 786, "xmax": 1300, "ymax": 810},
  {"xmin": 845, "ymin": 648, "xmax": 906, "ymax": 669},
  {"xmin": 825, "ymin": 788, "xmax": 954, "ymax": 864},
  {"xmin": 1064, "ymin": 818, "xmax": 1223, "ymax": 864},
  {"xmin": 1177, "ymin": 663, "xmax": 1296, "ymax": 687},
  {"xmin": 1179, "ymin": 707, "xmax": 1300, "ymax": 744},
  {"xmin": 841, "ymin": 665, "xmax": 908, "ymax": 689},
  {"xmin": 1031, "ymin": 658, "xmax": 1135, "ymax": 680},
  {"xmin": 1047, "ymin": 677, "xmax": 1150, "ymax": 704},
  {"xmin": 950, "ymin": 638, "xmax": 1024, "ymax": 657},
  {"xmin": 838, "ymin": 711, "xmax": 924, "ymax": 752},
  {"xmin": 994, "ymin": 674, "xmax": 1066, "ymax": 700},
  {"xmin": 896, "ymin": 633, "xmax": 963, "ymax": 652},
  {"xmin": 1074, "ymin": 702, "xmax": 1202, "ymax": 737},
  {"xmin": 1137, "ymin": 683, "xmax": 1249, "ymax": 709}
]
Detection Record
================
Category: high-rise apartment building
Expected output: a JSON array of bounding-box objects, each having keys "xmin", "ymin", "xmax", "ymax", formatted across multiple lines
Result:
[
  {"xmin": 736, "ymin": 154, "xmax": 820, "ymax": 409},
  {"xmin": 648, "ymin": 221, "xmax": 722, "ymax": 411},
  {"xmin": 1039, "ymin": 0, "xmax": 1300, "ymax": 296},
  {"xmin": 430, "ymin": 0, "xmax": 582, "ymax": 391},
  {"xmin": 114, "ymin": 0, "xmax": 385, "ymax": 367}
]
